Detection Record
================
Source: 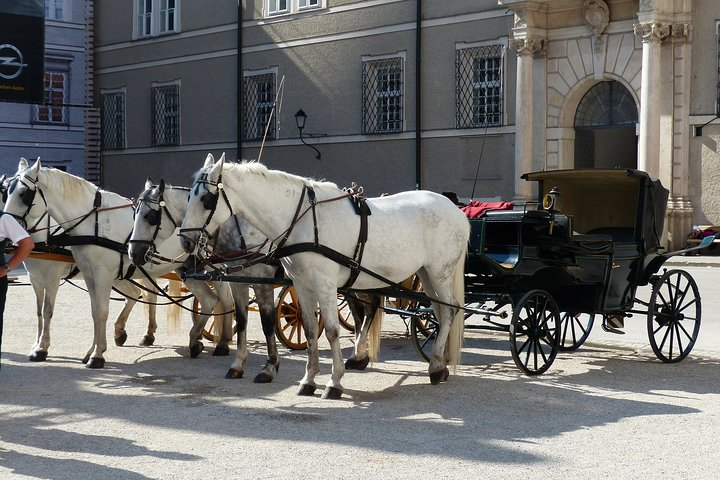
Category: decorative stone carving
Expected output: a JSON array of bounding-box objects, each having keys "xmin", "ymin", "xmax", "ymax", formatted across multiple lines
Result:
[
  {"xmin": 513, "ymin": 9, "xmax": 527, "ymax": 29},
  {"xmin": 633, "ymin": 22, "xmax": 671, "ymax": 42},
  {"xmin": 583, "ymin": 0, "xmax": 609, "ymax": 39},
  {"xmin": 670, "ymin": 23, "xmax": 690, "ymax": 41},
  {"xmin": 509, "ymin": 37, "xmax": 547, "ymax": 57}
]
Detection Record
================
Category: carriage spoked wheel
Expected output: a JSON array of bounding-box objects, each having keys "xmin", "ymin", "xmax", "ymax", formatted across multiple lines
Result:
[
  {"xmin": 557, "ymin": 312, "xmax": 594, "ymax": 351},
  {"xmin": 509, "ymin": 290, "xmax": 561, "ymax": 375},
  {"xmin": 647, "ymin": 269, "xmax": 701, "ymax": 363},
  {"xmin": 410, "ymin": 310, "xmax": 438, "ymax": 362},
  {"xmin": 275, "ymin": 286, "xmax": 355, "ymax": 350}
]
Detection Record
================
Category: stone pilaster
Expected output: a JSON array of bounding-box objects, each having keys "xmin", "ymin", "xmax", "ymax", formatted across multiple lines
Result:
[
  {"xmin": 634, "ymin": 22, "xmax": 670, "ymax": 179},
  {"xmin": 509, "ymin": 36, "xmax": 546, "ymax": 201}
]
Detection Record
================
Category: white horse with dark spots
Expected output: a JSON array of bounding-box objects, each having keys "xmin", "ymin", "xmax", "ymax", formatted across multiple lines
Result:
[
  {"xmin": 179, "ymin": 153, "xmax": 469, "ymax": 399},
  {"xmin": 129, "ymin": 178, "xmax": 280, "ymax": 382}
]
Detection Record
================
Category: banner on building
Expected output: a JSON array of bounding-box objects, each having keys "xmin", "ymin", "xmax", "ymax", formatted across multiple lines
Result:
[{"xmin": 0, "ymin": 1, "xmax": 45, "ymax": 103}]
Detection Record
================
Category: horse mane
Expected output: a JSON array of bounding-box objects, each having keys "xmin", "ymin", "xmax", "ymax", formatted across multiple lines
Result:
[
  {"xmin": 39, "ymin": 167, "xmax": 131, "ymax": 207},
  {"xmin": 218, "ymin": 160, "xmax": 340, "ymax": 193}
]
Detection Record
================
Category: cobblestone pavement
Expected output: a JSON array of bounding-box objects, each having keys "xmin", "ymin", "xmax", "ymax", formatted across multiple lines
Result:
[{"xmin": 1, "ymin": 264, "xmax": 720, "ymax": 479}]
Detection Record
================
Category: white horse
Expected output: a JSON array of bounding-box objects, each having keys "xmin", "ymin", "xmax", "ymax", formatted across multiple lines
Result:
[
  {"xmin": 129, "ymin": 178, "xmax": 280, "ymax": 381},
  {"xmin": 3, "ymin": 158, "xmax": 226, "ymax": 368},
  {"xmin": 1, "ymin": 165, "xmax": 158, "ymax": 362},
  {"xmin": 179, "ymin": 153, "xmax": 468, "ymax": 399}
]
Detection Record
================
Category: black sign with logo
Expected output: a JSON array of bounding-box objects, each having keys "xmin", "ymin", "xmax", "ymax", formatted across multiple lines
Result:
[{"xmin": 0, "ymin": 12, "xmax": 45, "ymax": 103}]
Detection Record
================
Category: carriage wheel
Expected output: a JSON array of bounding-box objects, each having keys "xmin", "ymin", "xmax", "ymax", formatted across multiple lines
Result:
[
  {"xmin": 196, "ymin": 298, "xmax": 238, "ymax": 342},
  {"xmin": 336, "ymin": 295, "xmax": 355, "ymax": 332},
  {"xmin": 510, "ymin": 290, "xmax": 560, "ymax": 375},
  {"xmin": 275, "ymin": 286, "xmax": 324, "ymax": 350},
  {"xmin": 647, "ymin": 269, "xmax": 701, "ymax": 363},
  {"xmin": 410, "ymin": 311, "xmax": 438, "ymax": 362},
  {"xmin": 557, "ymin": 312, "xmax": 594, "ymax": 351}
]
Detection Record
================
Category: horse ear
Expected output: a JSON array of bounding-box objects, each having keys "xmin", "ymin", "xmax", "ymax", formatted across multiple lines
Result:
[
  {"xmin": 209, "ymin": 154, "xmax": 224, "ymax": 181},
  {"xmin": 18, "ymin": 157, "xmax": 28, "ymax": 172},
  {"xmin": 204, "ymin": 153, "xmax": 215, "ymax": 169},
  {"xmin": 158, "ymin": 179, "xmax": 165, "ymax": 192},
  {"xmin": 145, "ymin": 177, "xmax": 154, "ymax": 190},
  {"xmin": 30, "ymin": 158, "xmax": 41, "ymax": 175}
]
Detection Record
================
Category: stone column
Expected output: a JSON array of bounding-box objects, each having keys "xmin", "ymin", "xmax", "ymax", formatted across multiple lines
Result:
[
  {"xmin": 634, "ymin": 22, "xmax": 670, "ymax": 179},
  {"xmin": 509, "ymin": 37, "xmax": 546, "ymax": 202}
]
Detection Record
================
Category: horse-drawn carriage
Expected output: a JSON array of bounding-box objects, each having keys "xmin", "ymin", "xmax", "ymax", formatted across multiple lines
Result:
[
  {"xmin": 411, "ymin": 168, "xmax": 713, "ymax": 375},
  {"xmin": 5, "ymin": 155, "xmax": 716, "ymax": 400}
]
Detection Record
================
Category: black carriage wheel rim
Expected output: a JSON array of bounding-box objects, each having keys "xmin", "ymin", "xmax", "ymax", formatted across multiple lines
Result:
[{"xmin": 648, "ymin": 270, "xmax": 700, "ymax": 363}]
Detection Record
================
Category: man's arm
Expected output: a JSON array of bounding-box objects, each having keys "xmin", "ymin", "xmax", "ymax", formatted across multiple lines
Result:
[{"xmin": 1, "ymin": 237, "xmax": 35, "ymax": 277}]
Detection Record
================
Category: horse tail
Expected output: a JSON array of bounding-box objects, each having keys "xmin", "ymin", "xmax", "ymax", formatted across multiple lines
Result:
[
  {"xmin": 367, "ymin": 297, "xmax": 384, "ymax": 363},
  {"xmin": 446, "ymin": 246, "xmax": 467, "ymax": 371},
  {"xmin": 165, "ymin": 279, "xmax": 183, "ymax": 333}
]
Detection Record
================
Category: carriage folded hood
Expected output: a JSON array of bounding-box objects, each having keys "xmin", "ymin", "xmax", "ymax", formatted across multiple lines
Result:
[{"xmin": 521, "ymin": 168, "xmax": 669, "ymax": 253}]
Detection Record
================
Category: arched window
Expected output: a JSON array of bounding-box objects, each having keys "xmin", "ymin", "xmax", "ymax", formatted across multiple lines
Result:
[{"xmin": 575, "ymin": 81, "xmax": 637, "ymax": 127}]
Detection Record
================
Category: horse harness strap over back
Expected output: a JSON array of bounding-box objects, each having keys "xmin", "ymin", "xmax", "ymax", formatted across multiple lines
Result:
[
  {"xmin": 40, "ymin": 189, "xmax": 136, "ymax": 280},
  {"xmin": 270, "ymin": 184, "xmax": 370, "ymax": 289}
]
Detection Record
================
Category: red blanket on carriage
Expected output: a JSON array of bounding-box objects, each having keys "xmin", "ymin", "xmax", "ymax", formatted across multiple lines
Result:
[{"xmin": 460, "ymin": 201, "xmax": 514, "ymax": 219}]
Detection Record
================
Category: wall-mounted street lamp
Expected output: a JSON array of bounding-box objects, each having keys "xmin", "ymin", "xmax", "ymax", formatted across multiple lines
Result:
[{"xmin": 295, "ymin": 109, "xmax": 321, "ymax": 160}]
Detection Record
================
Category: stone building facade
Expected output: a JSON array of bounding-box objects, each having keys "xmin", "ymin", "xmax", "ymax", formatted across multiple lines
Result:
[{"xmin": 93, "ymin": 0, "xmax": 720, "ymax": 250}]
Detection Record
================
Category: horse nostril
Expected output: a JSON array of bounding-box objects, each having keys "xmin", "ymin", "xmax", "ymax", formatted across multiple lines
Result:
[{"xmin": 181, "ymin": 239, "xmax": 192, "ymax": 253}]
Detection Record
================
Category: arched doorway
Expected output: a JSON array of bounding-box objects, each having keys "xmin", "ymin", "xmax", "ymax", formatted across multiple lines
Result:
[{"xmin": 574, "ymin": 81, "xmax": 638, "ymax": 169}]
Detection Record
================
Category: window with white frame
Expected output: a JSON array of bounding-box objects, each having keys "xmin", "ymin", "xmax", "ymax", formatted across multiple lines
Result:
[
  {"xmin": 45, "ymin": 0, "xmax": 67, "ymax": 21},
  {"xmin": 152, "ymin": 82, "xmax": 180, "ymax": 146},
  {"xmin": 456, "ymin": 43, "xmax": 505, "ymax": 128},
  {"xmin": 34, "ymin": 71, "xmax": 67, "ymax": 125},
  {"xmin": 135, "ymin": 0, "xmax": 179, "ymax": 38},
  {"xmin": 243, "ymin": 70, "xmax": 277, "ymax": 141},
  {"xmin": 362, "ymin": 55, "xmax": 404, "ymax": 134},
  {"xmin": 101, "ymin": 89, "xmax": 126, "ymax": 150},
  {"xmin": 266, "ymin": 0, "xmax": 323, "ymax": 17}
]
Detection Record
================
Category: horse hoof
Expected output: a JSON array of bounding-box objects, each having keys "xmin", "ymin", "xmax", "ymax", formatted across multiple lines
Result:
[
  {"xmin": 82, "ymin": 354, "xmax": 90, "ymax": 364},
  {"xmin": 254, "ymin": 371, "xmax": 274, "ymax": 383},
  {"xmin": 225, "ymin": 368, "xmax": 244, "ymax": 379},
  {"xmin": 86, "ymin": 358, "xmax": 106, "ymax": 369},
  {"xmin": 321, "ymin": 386, "xmax": 343, "ymax": 400},
  {"xmin": 345, "ymin": 356, "xmax": 370, "ymax": 370},
  {"xmin": 297, "ymin": 384, "xmax": 317, "ymax": 396},
  {"xmin": 213, "ymin": 345, "xmax": 230, "ymax": 356},
  {"xmin": 429, "ymin": 367, "xmax": 449, "ymax": 385},
  {"xmin": 140, "ymin": 335, "xmax": 155, "ymax": 347},
  {"xmin": 115, "ymin": 331, "xmax": 128, "ymax": 346},
  {"xmin": 29, "ymin": 351, "xmax": 48, "ymax": 362},
  {"xmin": 190, "ymin": 343, "xmax": 204, "ymax": 358}
]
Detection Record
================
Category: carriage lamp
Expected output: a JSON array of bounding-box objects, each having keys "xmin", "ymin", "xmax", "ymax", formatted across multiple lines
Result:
[{"xmin": 295, "ymin": 109, "xmax": 321, "ymax": 160}]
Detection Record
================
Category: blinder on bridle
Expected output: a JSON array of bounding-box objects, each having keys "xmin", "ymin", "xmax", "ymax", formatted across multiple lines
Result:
[
  {"xmin": 178, "ymin": 173, "xmax": 230, "ymax": 254},
  {"xmin": 4, "ymin": 177, "xmax": 36, "ymax": 208}
]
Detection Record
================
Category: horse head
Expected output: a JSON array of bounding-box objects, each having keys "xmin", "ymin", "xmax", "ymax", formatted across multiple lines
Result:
[
  {"xmin": 3, "ymin": 157, "xmax": 46, "ymax": 231},
  {"xmin": 129, "ymin": 178, "xmax": 184, "ymax": 266},
  {"xmin": 179, "ymin": 152, "xmax": 233, "ymax": 254}
]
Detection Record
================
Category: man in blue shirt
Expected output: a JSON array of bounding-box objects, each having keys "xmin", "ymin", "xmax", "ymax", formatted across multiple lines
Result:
[{"xmin": 0, "ymin": 214, "xmax": 34, "ymax": 370}]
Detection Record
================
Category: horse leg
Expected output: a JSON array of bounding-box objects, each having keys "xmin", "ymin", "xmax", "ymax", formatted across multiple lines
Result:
[
  {"xmin": 27, "ymin": 272, "xmax": 47, "ymax": 361},
  {"xmin": 252, "ymin": 283, "xmax": 279, "ymax": 383},
  {"xmin": 184, "ymin": 279, "xmax": 219, "ymax": 358},
  {"xmin": 83, "ymin": 274, "xmax": 113, "ymax": 368},
  {"xmin": 292, "ymin": 286, "xmax": 321, "ymax": 396},
  {"xmin": 139, "ymin": 287, "xmax": 158, "ymax": 346},
  {"xmin": 319, "ymin": 291, "xmax": 345, "ymax": 400},
  {"xmin": 417, "ymin": 263, "xmax": 465, "ymax": 385},
  {"xmin": 344, "ymin": 294, "xmax": 372, "ymax": 370},
  {"xmin": 225, "ymin": 283, "xmax": 249, "ymax": 379},
  {"xmin": 212, "ymin": 283, "xmax": 233, "ymax": 357},
  {"xmin": 110, "ymin": 281, "xmax": 141, "ymax": 347}
]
